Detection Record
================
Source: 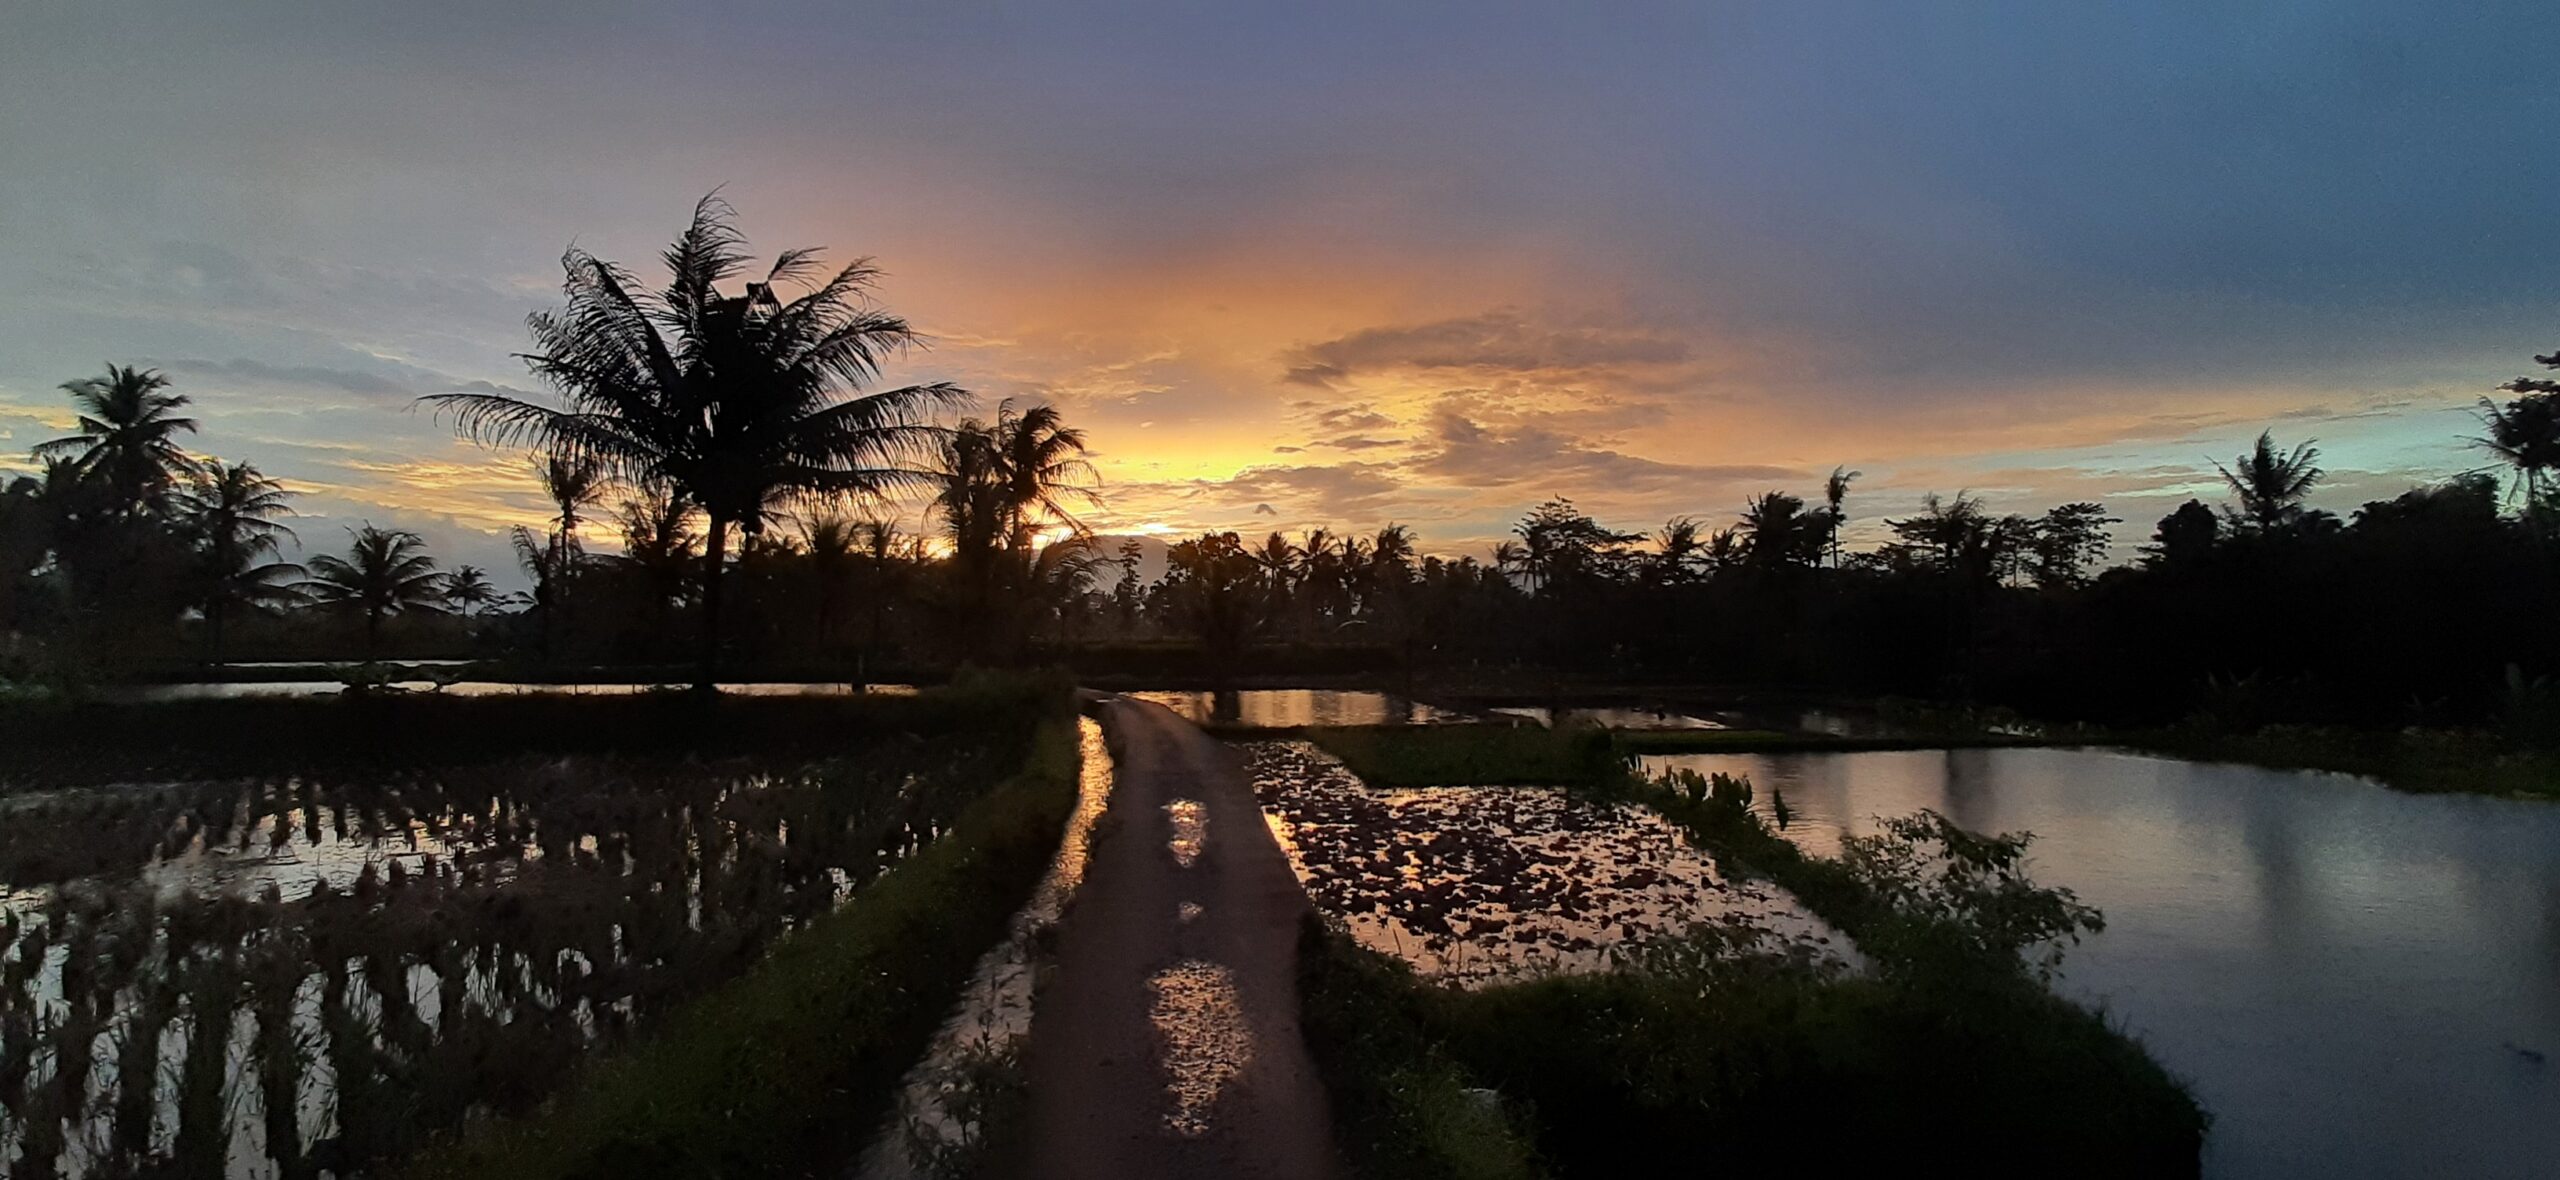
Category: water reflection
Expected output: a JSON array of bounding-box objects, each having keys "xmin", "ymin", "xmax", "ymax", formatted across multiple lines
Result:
[
  {"xmin": 0, "ymin": 739, "xmax": 1006, "ymax": 1179},
  {"xmin": 864, "ymin": 718, "xmax": 1116, "ymax": 1178},
  {"xmin": 1128, "ymin": 690, "xmax": 1468, "ymax": 728},
  {"xmin": 1246, "ymin": 742, "xmax": 1841, "ymax": 986},
  {"xmin": 1488, "ymin": 705, "xmax": 1727, "ymax": 730},
  {"xmin": 1640, "ymin": 746, "xmax": 2560, "ymax": 1179},
  {"xmin": 1146, "ymin": 959, "xmax": 1250, "ymax": 1137}
]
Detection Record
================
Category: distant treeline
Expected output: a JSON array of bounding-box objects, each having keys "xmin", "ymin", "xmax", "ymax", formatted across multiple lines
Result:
[{"xmin": 4, "ymin": 197, "xmax": 2555, "ymax": 738}]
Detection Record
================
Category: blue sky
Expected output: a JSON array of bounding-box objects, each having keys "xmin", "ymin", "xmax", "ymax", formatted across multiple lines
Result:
[{"xmin": 1, "ymin": 2, "xmax": 2551, "ymax": 583}]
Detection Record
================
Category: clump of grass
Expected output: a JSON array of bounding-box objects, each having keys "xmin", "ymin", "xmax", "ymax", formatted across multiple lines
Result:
[{"xmin": 1296, "ymin": 914, "xmax": 1544, "ymax": 1180}]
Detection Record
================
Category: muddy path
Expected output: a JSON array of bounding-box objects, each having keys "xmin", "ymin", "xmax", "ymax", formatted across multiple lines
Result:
[{"xmin": 1015, "ymin": 696, "xmax": 1341, "ymax": 1179}]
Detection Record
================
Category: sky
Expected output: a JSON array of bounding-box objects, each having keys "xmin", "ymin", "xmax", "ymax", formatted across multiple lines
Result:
[{"xmin": 2, "ymin": 2, "xmax": 2554, "ymax": 586}]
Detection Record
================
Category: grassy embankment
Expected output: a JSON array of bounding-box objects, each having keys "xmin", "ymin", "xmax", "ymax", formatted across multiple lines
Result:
[
  {"xmin": 394, "ymin": 683, "xmax": 1084, "ymax": 1178},
  {"xmin": 1290, "ymin": 724, "xmax": 2207, "ymax": 1176},
  {"xmin": 0, "ymin": 675, "xmax": 1053, "ymax": 790},
  {"xmin": 2110, "ymin": 723, "xmax": 2560, "ymax": 799}
]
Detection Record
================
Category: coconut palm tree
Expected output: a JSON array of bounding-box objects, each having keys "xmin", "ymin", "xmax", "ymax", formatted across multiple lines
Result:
[
  {"xmin": 1823, "ymin": 465, "xmax": 1862, "ymax": 567},
  {"xmin": 38, "ymin": 365, "xmax": 200, "ymax": 515},
  {"xmin": 932, "ymin": 399, "xmax": 1099, "ymax": 656},
  {"xmin": 799, "ymin": 511, "xmax": 858, "ymax": 648},
  {"xmin": 2475, "ymin": 391, "xmax": 2559, "ymax": 534},
  {"xmin": 424, "ymin": 194, "xmax": 965, "ymax": 687},
  {"xmin": 441, "ymin": 565, "xmax": 500, "ymax": 615},
  {"xmin": 1736, "ymin": 491, "xmax": 1825, "ymax": 570},
  {"xmin": 2215, "ymin": 431, "xmax": 2324, "ymax": 532},
  {"xmin": 301, "ymin": 526, "xmax": 443, "ymax": 658},
  {"xmin": 536, "ymin": 452, "xmax": 608, "ymax": 554},
  {"xmin": 171, "ymin": 461, "xmax": 302, "ymax": 661}
]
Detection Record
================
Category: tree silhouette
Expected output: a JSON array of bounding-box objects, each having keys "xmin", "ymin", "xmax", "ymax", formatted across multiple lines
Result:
[
  {"xmin": 1823, "ymin": 465, "xmax": 1862, "ymax": 568},
  {"xmin": 38, "ymin": 365, "xmax": 199, "ymax": 516},
  {"xmin": 441, "ymin": 565, "xmax": 500, "ymax": 615},
  {"xmin": 425, "ymin": 194, "xmax": 964, "ymax": 687},
  {"xmin": 301, "ymin": 526, "xmax": 443, "ymax": 658},
  {"xmin": 172, "ymin": 461, "xmax": 302, "ymax": 661},
  {"xmin": 2216, "ymin": 431, "xmax": 2324, "ymax": 532},
  {"xmin": 933, "ymin": 399, "xmax": 1099, "ymax": 656},
  {"xmin": 2475, "ymin": 389, "xmax": 2558, "ymax": 535},
  {"xmin": 1736, "ymin": 491, "xmax": 1826, "ymax": 571}
]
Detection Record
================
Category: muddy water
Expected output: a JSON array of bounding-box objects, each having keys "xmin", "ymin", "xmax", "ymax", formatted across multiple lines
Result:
[
  {"xmin": 1242, "ymin": 742, "xmax": 1842, "ymax": 985},
  {"xmin": 0, "ymin": 741, "xmax": 1002, "ymax": 1179}
]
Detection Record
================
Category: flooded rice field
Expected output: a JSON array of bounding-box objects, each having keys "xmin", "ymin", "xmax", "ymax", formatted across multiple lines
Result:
[
  {"xmin": 0, "ymin": 736, "xmax": 1011, "ymax": 1179},
  {"xmin": 1128, "ymin": 690, "xmax": 1471, "ymax": 728},
  {"xmin": 1242, "ymin": 742, "xmax": 1842, "ymax": 985}
]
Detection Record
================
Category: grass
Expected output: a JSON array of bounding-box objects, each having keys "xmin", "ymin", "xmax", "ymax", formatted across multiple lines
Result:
[
  {"xmin": 2114, "ymin": 722, "xmax": 2560, "ymax": 799},
  {"xmin": 1296, "ymin": 915, "xmax": 1545, "ymax": 1180},
  {"xmin": 0, "ymin": 670, "xmax": 1068, "ymax": 789},
  {"xmin": 397, "ymin": 708, "xmax": 1083, "ymax": 1179}
]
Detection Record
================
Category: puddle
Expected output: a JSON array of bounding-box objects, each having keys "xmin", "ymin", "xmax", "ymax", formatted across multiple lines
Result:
[
  {"xmin": 1165, "ymin": 800, "xmax": 1207, "ymax": 868},
  {"xmin": 1146, "ymin": 959, "xmax": 1251, "ymax": 1138},
  {"xmin": 1243, "ymin": 741, "xmax": 1846, "ymax": 986}
]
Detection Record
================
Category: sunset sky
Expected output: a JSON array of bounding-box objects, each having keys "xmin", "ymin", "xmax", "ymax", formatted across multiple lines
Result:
[{"xmin": 3, "ymin": 3, "xmax": 2553, "ymax": 584}]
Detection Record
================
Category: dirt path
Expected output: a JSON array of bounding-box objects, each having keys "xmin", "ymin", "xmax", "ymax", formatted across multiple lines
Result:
[{"xmin": 1017, "ymin": 696, "xmax": 1342, "ymax": 1179}]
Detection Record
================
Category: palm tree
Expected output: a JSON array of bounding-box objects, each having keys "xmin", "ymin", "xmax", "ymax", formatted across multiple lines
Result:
[
  {"xmin": 933, "ymin": 399, "xmax": 1099, "ymax": 657},
  {"xmin": 38, "ymin": 365, "xmax": 200, "ymax": 514},
  {"xmin": 1651, "ymin": 517, "xmax": 1706, "ymax": 585},
  {"xmin": 1823, "ymin": 466, "xmax": 1861, "ymax": 568},
  {"xmin": 536, "ymin": 452, "xmax": 608, "ymax": 554},
  {"xmin": 2215, "ymin": 431, "xmax": 2324, "ymax": 532},
  {"xmin": 799, "ymin": 511, "xmax": 858, "ymax": 648},
  {"xmin": 301, "ymin": 525, "xmax": 444, "ymax": 658},
  {"xmin": 424, "ymin": 194, "xmax": 966, "ymax": 687},
  {"xmin": 442, "ymin": 565, "xmax": 500, "ymax": 615},
  {"xmin": 171, "ymin": 461, "xmax": 302, "ymax": 662},
  {"xmin": 2475, "ymin": 391, "xmax": 2559, "ymax": 535},
  {"xmin": 1735, "ymin": 491, "xmax": 1824, "ymax": 570}
]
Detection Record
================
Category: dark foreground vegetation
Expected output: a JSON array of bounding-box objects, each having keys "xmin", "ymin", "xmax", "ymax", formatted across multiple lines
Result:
[
  {"xmin": 1291, "ymin": 725, "xmax": 2206, "ymax": 1177},
  {"xmin": 0, "ymin": 676, "xmax": 1078, "ymax": 1179}
]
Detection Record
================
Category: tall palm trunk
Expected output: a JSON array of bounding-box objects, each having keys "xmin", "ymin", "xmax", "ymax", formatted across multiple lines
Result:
[{"xmin": 698, "ymin": 512, "xmax": 730, "ymax": 690}]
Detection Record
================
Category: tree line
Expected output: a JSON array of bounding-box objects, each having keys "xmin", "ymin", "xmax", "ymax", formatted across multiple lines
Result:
[{"xmin": 2, "ymin": 195, "xmax": 2554, "ymax": 733}]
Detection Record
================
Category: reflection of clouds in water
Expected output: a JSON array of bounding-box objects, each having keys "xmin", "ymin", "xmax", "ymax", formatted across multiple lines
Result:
[
  {"xmin": 1166, "ymin": 799, "xmax": 1207, "ymax": 868},
  {"xmin": 1246, "ymin": 741, "xmax": 1845, "ymax": 986},
  {"xmin": 1148, "ymin": 959, "xmax": 1252, "ymax": 1138}
]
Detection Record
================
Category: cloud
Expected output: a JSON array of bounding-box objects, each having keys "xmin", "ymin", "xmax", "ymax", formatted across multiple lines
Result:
[
  {"xmin": 160, "ymin": 358, "xmax": 410, "ymax": 396},
  {"xmin": 1284, "ymin": 311, "xmax": 1692, "ymax": 385},
  {"xmin": 1412, "ymin": 396, "xmax": 1798, "ymax": 492}
]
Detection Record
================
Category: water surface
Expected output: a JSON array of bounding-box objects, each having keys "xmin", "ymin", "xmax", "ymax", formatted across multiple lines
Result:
[
  {"xmin": 1641, "ymin": 746, "xmax": 2560, "ymax": 1179},
  {"xmin": 1129, "ymin": 690, "xmax": 1468, "ymax": 728}
]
